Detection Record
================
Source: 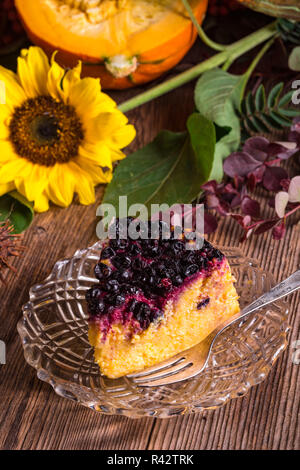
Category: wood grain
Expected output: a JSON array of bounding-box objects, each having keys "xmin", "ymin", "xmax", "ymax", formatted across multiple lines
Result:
[{"xmin": 0, "ymin": 12, "xmax": 299, "ymax": 450}]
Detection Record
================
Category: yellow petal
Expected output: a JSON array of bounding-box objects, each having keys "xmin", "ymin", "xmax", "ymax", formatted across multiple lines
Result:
[
  {"xmin": 47, "ymin": 164, "xmax": 75, "ymax": 207},
  {"xmin": 79, "ymin": 143, "xmax": 112, "ymax": 168},
  {"xmin": 0, "ymin": 157, "xmax": 29, "ymax": 183},
  {"xmin": 17, "ymin": 47, "xmax": 50, "ymax": 98},
  {"xmin": 110, "ymin": 148, "xmax": 126, "ymax": 163},
  {"xmin": 34, "ymin": 192, "xmax": 49, "ymax": 213},
  {"xmin": 22, "ymin": 164, "xmax": 48, "ymax": 202},
  {"xmin": 0, "ymin": 140, "xmax": 18, "ymax": 164},
  {"xmin": 68, "ymin": 78, "xmax": 116, "ymax": 120},
  {"xmin": 110, "ymin": 124, "xmax": 136, "ymax": 149},
  {"xmin": 86, "ymin": 111, "xmax": 128, "ymax": 143},
  {"xmin": 61, "ymin": 61, "xmax": 82, "ymax": 98},
  {"xmin": 47, "ymin": 53, "xmax": 65, "ymax": 101},
  {"xmin": 0, "ymin": 181, "xmax": 15, "ymax": 196},
  {"xmin": 0, "ymin": 67, "xmax": 26, "ymax": 110},
  {"xmin": 66, "ymin": 161, "xmax": 96, "ymax": 205},
  {"xmin": 76, "ymin": 156, "xmax": 113, "ymax": 185}
]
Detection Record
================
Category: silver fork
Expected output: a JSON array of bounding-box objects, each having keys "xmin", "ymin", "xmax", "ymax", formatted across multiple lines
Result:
[{"xmin": 129, "ymin": 269, "xmax": 300, "ymax": 387}]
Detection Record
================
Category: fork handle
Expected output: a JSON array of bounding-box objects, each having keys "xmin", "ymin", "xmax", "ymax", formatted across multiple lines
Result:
[{"xmin": 240, "ymin": 269, "xmax": 300, "ymax": 319}]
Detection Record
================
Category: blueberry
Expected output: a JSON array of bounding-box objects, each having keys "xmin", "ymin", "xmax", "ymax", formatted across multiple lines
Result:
[
  {"xmin": 128, "ymin": 299, "xmax": 139, "ymax": 312},
  {"xmin": 197, "ymin": 297, "xmax": 210, "ymax": 309},
  {"xmin": 129, "ymin": 243, "xmax": 141, "ymax": 256},
  {"xmin": 112, "ymin": 255, "xmax": 131, "ymax": 269},
  {"xmin": 96, "ymin": 298, "xmax": 106, "ymax": 313},
  {"xmin": 132, "ymin": 257, "xmax": 146, "ymax": 271},
  {"xmin": 173, "ymin": 275, "xmax": 183, "ymax": 286},
  {"xmin": 183, "ymin": 264, "xmax": 199, "ymax": 277},
  {"xmin": 100, "ymin": 247, "xmax": 115, "ymax": 260},
  {"xmin": 109, "ymin": 294, "xmax": 126, "ymax": 306},
  {"xmin": 94, "ymin": 262, "xmax": 112, "ymax": 280},
  {"xmin": 106, "ymin": 279, "xmax": 119, "ymax": 292},
  {"xmin": 85, "ymin": 286, "xmax": 101, "ymax": 302},
  {"xmin": 172, "ymin": 240, "xmax": 185, "ymax": 255}
]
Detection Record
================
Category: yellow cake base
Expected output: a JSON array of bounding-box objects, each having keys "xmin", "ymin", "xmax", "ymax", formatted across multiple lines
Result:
[{"xmin": 89, "ymin": 260, "xmax": 239, "ymax": 379}]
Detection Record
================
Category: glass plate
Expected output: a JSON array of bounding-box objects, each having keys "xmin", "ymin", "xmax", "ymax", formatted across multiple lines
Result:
[{"xmin": 18, "ymin": 244, "xmax": 290, "ymax": 418}]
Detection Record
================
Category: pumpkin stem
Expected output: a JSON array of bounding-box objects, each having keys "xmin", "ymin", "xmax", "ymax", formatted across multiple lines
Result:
[
  {"xmin": 118, "ymin": 21, "xmax": 278, "ymax": 114},
  {"xmin": 105, "ymin": 55, "xmax": 138, "ymax": 79},
  {"xmin": 181, "ymin": 0, "xmax": 227, "ymax": 52}
]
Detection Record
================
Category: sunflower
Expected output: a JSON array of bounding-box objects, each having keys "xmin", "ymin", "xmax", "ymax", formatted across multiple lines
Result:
[{"xmin": 0, "ymin": 47, "xmax": 136, "ymax": 212}]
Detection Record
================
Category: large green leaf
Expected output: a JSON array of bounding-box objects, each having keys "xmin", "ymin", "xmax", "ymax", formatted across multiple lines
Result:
[
  {"xmin": 0, "ymin": 191, "xmax": 34, "ymax": 233},
  {"xmin": 103, "ymin": 113, "xmax": 216, "ymax": 212},
  {"xmin": 194, "ymin": 68, "xmax": 245, "ymax": 178}
]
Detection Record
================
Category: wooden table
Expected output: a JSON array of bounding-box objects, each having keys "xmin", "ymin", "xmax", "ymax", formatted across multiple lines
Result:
[{"xmin": 0, "ymin": 12, "xmax": 299, "ymax": 450}]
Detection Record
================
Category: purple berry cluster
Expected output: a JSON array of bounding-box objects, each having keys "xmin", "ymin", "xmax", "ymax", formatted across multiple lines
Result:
[{"xmin": 86, "ymin": 218, "xmax": 224, "ymax": 333}]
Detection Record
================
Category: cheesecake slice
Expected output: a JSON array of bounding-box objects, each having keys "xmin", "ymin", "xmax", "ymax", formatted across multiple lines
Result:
[{"xmin": 86, "ymin": 219, "xmax": 239, "ymax": 379}]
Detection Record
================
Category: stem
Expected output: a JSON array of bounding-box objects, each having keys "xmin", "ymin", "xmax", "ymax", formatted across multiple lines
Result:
[
  {"xmin": 119, "ymin": 22, "xmax": 277, "ymax": 114},
  {"xmin": 285, "ymin": 204, "xmax": 300, "ymax": 218},
  {"xmin": 181, "ymin": 0, "xmax": 226, "ymax": 52}
]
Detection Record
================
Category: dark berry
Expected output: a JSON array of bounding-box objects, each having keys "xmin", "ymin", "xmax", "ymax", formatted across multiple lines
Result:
[
  {"xmin": 109, "ymin": 294, "xmax": 126, "ymax": 307},
  {"xmin": 132, "ymin": 257, "xmax": 146, "ymax": 271},
  {"xmin": 96, "ymin": 298, "xmax": 106, "ymax": 313},
  {"xmin": 94, "ymin": 262, "xmax": 112, "ymax": 280},
  {"xmin": 112, "ymin": 254, "xmax": 131, "ymax": 269},
  {"xmin": 100, "ymin": 247, "xmax": 115, "ymax": 260},
  {"xmin": 197, "ymin": 297, "xmax": 210, "ymax": 309},
  {"xmin": 106, "ymin": 279, "xmax": 119, "ymax": 292},
  {"xmin": 129, "ymin": 243, "xmax": 141, "ymax": 256},
  {"xmin": 172, "ymin": 240, "xmax": 185, "ymax": 255},
  {"xmin": 173, "ymin": 275, "xmax": 183, "ymax": 286},
  {"xmin": 86, "ymin": 286, "xmax": 101, "ymax": 303},
  {"xmin": 183, "ymin": 264, "xmax": 199, "ymax": 277}
]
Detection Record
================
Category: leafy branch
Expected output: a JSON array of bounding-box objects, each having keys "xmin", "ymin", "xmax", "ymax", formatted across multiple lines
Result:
[{"xmin": 240, "ymin": 83, "xmax": 300, "ymax": 140}]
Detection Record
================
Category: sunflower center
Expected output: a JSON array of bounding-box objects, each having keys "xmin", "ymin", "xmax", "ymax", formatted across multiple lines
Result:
[{"xmin": 9, "ymin": 96, "xmax": 84, "ymax": 166}]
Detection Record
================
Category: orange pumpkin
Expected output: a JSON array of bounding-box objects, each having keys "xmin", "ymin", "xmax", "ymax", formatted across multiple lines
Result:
[{"xmin": 15, "ymin": 0, "xmax": 208, "ymax": 90}]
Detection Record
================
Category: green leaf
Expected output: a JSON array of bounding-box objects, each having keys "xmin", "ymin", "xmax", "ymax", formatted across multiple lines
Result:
[
  {"xmin": 255, "ymin": 84, "xmax": 266, "ymax": 112},
  {"xmin": 194, "ymin": 68, "xmax": 243, "ymax": 172},
  {"xmin": 0, "ymin": 191, "xmax": 34, "ymax": 233},
  {"xmin": 289, "ymin": 46, "xmax": 300, "ymax": 71},
  {"xmin": 241, "ymin": 83, "xmax": 300, "ymax": 140},
  {"xmin": 103, "ymin": 114, "xmax": 216, "ymax": 213}
]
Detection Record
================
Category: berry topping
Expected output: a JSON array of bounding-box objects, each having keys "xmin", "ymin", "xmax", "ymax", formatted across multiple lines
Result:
[
  {"xmin": 94, "ymin": 262, "xmax": 112, "ymax": 280},
  {"xmin": 86, "ymin": 218, "xmax": 225, "ymax": 335}
]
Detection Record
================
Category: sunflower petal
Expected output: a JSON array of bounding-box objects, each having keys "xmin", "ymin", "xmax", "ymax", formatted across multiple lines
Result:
[
  {"xmin": 86, "ymin": 111, "xmax": 129, "ymax": 143},
  {"xmin": 76, "ymin": 156, "xmax": 113, "ymax": 185},
  {"xmin": 68, "ymin": 78, "xmax": 116, "ymax": 120},
  {"xmin": 110, "ymin": 124, "xmax": 136, "ymax": 149},
  {"xmin": 22, "ymin": 164, "xmax": 48, "ymax": 202},
  {"xmin": 78, "ymin": 143, "xmax": 112, "ymax": 168},
  {"xmin": 61, "ymin": 61, "xmax": 82, "ymax": 98},
  {"xmin": 0, "ymin": 139, "xmax": 19, "ymax": 164},
  {"xmin": 48, "ymin": 164, "xmax": 75, "ymax": 207},
  {"xmin": 0, "ymin": 157, "xmax": 29, "ymax": 183},
  {"xmin": 34, "ymin": 192, "xmax": 49, "ymax": 213},
  {"xmin": 0, "ymin": 67, "xmax": 26, "ymax": 110},
  {"xmin": 47, "ymin": 53, "xmax": 65, "ymax": 101},
  {"xmin": 17, "ymin": 47, "xmax": 50, "ymax": 98},
  {"xmin": 0, "ymin": 181, "xmax": 15, "ymax": 196}
]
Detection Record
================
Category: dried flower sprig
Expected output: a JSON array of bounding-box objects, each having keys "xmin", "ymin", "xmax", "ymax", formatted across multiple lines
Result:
[
  {"xmin": 202, "ymin": 120, "xmax": 300, "ymax": 241},
  {"xmin": 0, "ymin": 219, "xmax": 25, "ymax": 284}
]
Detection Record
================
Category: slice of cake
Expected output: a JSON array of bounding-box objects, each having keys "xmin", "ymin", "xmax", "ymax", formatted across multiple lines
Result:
[{"xmin": 86, "ymin": 219, "xmax": 239, "ymax": 379}]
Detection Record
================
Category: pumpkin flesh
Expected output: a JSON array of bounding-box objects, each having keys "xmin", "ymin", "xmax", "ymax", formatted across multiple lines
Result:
[{"xmin": 15, "ymin": 0, "xmax": 208, "ymax": 89}]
